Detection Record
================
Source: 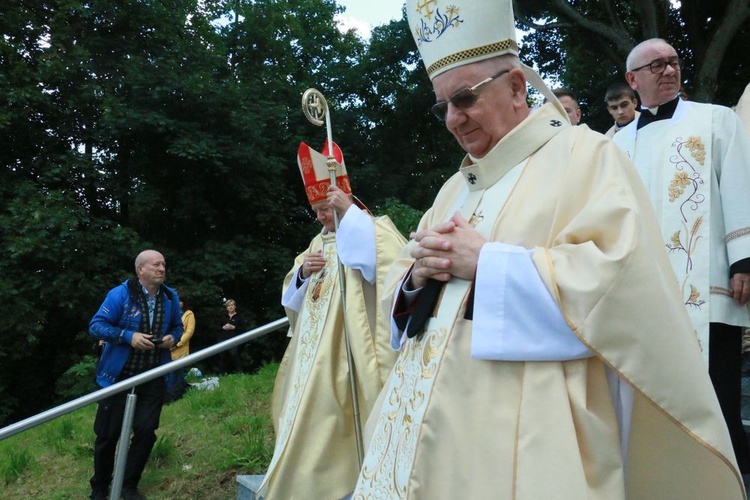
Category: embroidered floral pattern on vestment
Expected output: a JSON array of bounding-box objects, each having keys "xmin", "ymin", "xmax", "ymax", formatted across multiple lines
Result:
[
  {"xmin": 275, "ymin": 243, "xmax": 336, "ymax": 452},
  {"xmin": 665, "ymin": 136, "xmax": 708, "ymax": 312},
  {"xmin": 355, "ymin": 327, "xmax": 449, "ymax": 498},
  {"xmin": 414, "ymin": 2, "xmax": 462, "ymax": 45}
]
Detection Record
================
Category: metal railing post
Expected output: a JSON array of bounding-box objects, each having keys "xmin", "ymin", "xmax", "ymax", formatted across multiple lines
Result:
[{"xmin": 110, "ymin": 389, "xmax": 137, "ymax": 499}]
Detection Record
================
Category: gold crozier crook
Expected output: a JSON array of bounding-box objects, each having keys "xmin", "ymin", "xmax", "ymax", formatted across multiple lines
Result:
[{"xmin": 301, "ymin": 88, "xmax": 365, "ymax": 467}]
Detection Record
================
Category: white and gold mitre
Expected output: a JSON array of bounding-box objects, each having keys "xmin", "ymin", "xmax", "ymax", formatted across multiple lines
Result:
[{"xmin": 406, "ymin": 0, "xmax": 518, "ymax": 80}]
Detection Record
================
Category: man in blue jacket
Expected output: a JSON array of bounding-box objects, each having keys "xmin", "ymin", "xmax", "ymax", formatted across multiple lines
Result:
[{"xmin": 89, "ymin": 249, "xmax": 183, "ymax": 500}]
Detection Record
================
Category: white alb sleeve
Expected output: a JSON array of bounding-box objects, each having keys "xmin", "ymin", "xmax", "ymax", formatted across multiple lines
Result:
[
  {"xmin": 281, "ymin": 268, "xmax": 309, "ymax": 313},
  {"xmin": 471, "ymin": 242, "xmax": 592, "ymax": 361},
  {"xmin": 336, "ymin": 205, "xmax": 376, "ymax": 284}
]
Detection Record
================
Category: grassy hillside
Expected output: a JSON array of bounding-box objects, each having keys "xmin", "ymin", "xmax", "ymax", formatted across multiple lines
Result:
[{"xmin": 0, "ymin": 364, "xmax": 278, "ymax": 499}]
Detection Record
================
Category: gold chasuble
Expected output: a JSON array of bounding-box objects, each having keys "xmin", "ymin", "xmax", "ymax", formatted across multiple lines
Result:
[
  {"xmin": 261, "ymin": 216, "xmax": 405, "ymax": 500},
  {"xmin": 354, "ymin": 104, "xmax": 744, "ymax": 499}
]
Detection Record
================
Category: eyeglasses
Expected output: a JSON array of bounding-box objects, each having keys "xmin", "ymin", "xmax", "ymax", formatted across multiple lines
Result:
[
  {"xmin": 630, "ymin": 57, "xmax": 682, "ymax": 74},
  {"xmin": 431, "ymin": 69, "xmax": 511, "ymax": 121}
]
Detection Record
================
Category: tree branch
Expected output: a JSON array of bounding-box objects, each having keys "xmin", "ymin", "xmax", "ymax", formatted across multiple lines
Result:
[
  {"xmin": 693, "ymin": 0, "xmax": 750, "ymax": 102},
  {"xmin": 601, "ymin": 42, "xmax": 627, "ymax": 75},
  {"xmin": 602, "ymin": 0, "xmax": 628, "ymax": 35},
  {"xmin": 634, "ymin": 0, "xmax": 659, "ymax": 39},
  {"xmin": 516, "ymin": 19, "xmax": 576, "ymax": 32},
  {"xmin": 545, "ymin": 0, "xmax": 634, "ymax": 55}
]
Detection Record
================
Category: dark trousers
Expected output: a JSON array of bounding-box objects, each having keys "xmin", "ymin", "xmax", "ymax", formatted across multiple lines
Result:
[
  {"xmin": 709, "ymin": 323, "xmax": 750, "ymax": 473},
  {"xmin": 217, "ymin": 333, "xmax": 241, "ymax": 373},
  {"xmin": 90, "ymin": 377, "xmax": 166, "ymax": 493}
]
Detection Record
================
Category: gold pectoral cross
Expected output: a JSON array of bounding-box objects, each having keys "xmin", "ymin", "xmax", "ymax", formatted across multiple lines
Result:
[{"xmin": 468, "ymin": 210, "xmax": 484, "ymax": 227}]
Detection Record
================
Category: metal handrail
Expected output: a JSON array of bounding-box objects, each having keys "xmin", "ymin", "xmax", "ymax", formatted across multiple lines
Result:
[{"xmin": 0, "ymin": 317, "xmax": 289, "ymax": 441}]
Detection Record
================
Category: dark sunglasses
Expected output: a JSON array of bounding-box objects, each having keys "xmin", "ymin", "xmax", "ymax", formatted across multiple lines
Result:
[{"xmin": 431, "ymin": 69, "xmax": 511, "ymax": 121}]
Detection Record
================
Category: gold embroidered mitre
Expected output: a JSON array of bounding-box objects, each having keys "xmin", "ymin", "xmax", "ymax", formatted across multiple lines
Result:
[
  {"xmin": 407, "ymin": 0, "xmax": 518, "ymax": 80},
  {"xmin": 297, "ymin": 141, "xmax": 351, "ymax": 205}
]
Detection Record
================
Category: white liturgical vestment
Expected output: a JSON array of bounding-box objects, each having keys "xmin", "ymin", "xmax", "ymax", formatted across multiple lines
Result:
[
  {"xmin": 352, "ymin": 103, "xmax": 744, "ymax": 500},
  {"xmin": 614, "ymin": 98, "xmax": 750, "ymax": 359},
  {"xmin": 261, "ymin": 206, "xmax": 406, "ymax": 500}
]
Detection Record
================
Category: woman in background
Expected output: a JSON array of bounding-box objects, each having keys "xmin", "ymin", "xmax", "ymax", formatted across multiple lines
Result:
[
  {"xmin": 218, "ymin": 299, "xmax": 244, "ymax": 373},
  {"xmin": 166, "ymin": 298, "xmax": 195, "ymax": 401},
  {"xmin": 173, "ymin": 299, "xmax": 195, "ymax": 360}
]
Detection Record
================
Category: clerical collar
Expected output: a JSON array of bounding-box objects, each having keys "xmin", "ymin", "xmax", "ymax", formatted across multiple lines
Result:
[
  {"xmin": 459, "ymin": 102, "xmax": 568, "ymax": 190},
  {"xmin": 637, "ymin": 95, "xmax": 679, "ymax": 129}
]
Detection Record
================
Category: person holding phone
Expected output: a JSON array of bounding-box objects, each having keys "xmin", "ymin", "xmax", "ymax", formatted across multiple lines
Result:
[{"xmin": 88, "ymin": 249, "xmax": 183, "ymax": 500}]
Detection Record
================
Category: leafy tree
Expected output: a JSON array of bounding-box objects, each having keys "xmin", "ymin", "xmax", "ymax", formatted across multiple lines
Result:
[
  {"xmin": 0, "ymin": 180, "xmax": 140, "ymax": 423},
  {"xmin": 378, "ymin": 198, "xmax": 424, "ymax": 237},
  {"xmin": 0, "ymin": 0, "xmax": 369, "ymax": 424},
  {"xmin": 54, "ymin": 355, "xmax": 99, "ymax": 403},
  {"xmin": 5, "ymin": 0, "xmax": 745, "ymax": 429}
]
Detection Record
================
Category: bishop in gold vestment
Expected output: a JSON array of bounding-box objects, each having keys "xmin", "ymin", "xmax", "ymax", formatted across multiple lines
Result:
[
  {"xmin": 259, "ymin": 143, "xmax": 406, "ymax": 499},
  {"xmin": 353, "ymin": 1, "xmax": 744, "ymax": 499}
]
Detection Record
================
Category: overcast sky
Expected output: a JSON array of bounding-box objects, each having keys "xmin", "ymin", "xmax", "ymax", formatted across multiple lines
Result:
[{"xmin": 335, "ymin": 0, "xmax": 405, "ymax": 39}]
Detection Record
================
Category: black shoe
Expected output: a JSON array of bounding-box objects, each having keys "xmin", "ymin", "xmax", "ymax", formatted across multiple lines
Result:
[{"xmin": 122, "ymin": 488, "xmax": 147, "ymax": 500}]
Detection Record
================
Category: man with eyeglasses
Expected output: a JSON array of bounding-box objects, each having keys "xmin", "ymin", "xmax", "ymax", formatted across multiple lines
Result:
[
  {"xmin": 352, "ymin": 2, "xmax": 742, "ymax": 499},
  {"xmin": 613, "ymin": 38, "xmax": 750, "ymax": 480}
]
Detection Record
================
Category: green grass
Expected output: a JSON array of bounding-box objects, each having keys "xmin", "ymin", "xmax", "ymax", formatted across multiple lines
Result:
[{"xmin": 0, "ymin": 363, "xmax": 278, "ymax": 499}]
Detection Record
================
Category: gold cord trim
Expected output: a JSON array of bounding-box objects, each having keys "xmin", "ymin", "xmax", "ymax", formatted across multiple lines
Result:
[
  {"xmin": 427, "ymin": 39, "xmax": 518, "ymax": 76},
  {"xmin": 726, "ymin": 227, "xmax": 750, "ymax": 243},
  {"xmin": 710, "ymin": 286, "xmax": 733, "ymax": 297}
]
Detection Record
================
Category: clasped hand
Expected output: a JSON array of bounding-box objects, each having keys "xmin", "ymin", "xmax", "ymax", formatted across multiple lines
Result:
[{"xmin": 409, "ymin": 212, "xmax": 485, "ymax": 289}]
